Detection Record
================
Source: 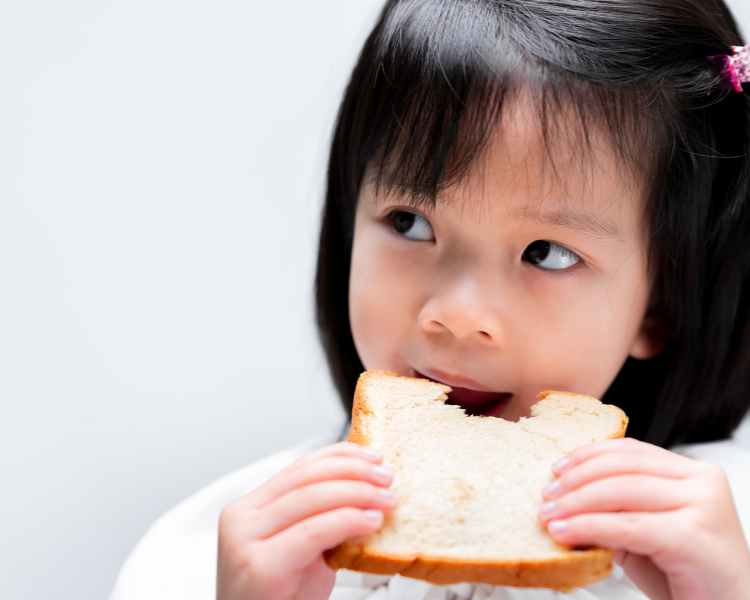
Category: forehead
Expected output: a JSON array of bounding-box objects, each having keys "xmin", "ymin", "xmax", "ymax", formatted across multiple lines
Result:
[
  {"xmin": 425, "ymin": 93, "xmax": 647, "ymax": 239},
  {"xmin": 462, "ymin": 93, "xmax": 642, "ymax": 209}
]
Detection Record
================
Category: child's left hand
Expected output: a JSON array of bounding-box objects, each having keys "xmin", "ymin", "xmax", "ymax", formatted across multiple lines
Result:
[{"xmin": 538, "ymin": 437, "xmax": 750, "ymax": 600}]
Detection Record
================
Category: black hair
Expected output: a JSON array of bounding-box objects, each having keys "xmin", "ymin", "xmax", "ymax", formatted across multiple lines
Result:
[{"xmin": 315, "ymin": 0, "xmax": 750, "ymax": 448}]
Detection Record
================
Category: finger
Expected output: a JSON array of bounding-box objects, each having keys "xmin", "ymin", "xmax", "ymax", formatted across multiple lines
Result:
[
  {"xmin": 616, "ymin": 552, "xmax": 672, "ymax": 600},
  {"xmin": 545, "ymin": 511, "xmax": 672, "ymax": 558},
  {"xmin": 543, "ymin": 450, "xmax": 692, "ymax": 500},
  {"xmin": 263, "ymin": 507, "xmax": 387, "ymax": 572},
  {"xmin": 298, "ymin": 442, "xmax": 382, "ymax": 467},
  {"xmin": 554, "ymin": 437, "xmax": 696, "ymax": 476},
  {"xmin": 299, "ymin": 556, "xmax": 337, "ymax": 600},
  {"xmin": 539, "ymin": 475, "xmax": 687, "ymax": 524},
  {"xmin": 245, "ymin": 452, "xmax": 391, "ymax": 511},
  {"xmin": 250, "ymin": 479, "xmax": 398, "ymax": 539}
]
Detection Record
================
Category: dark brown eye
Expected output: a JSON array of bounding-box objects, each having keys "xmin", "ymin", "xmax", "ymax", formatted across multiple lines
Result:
[
  {"xmin": 387, "ymin": 210, "xmax": 434, "ymax": 241},
  {"xmin": 524, "ymin": 240, "xmax": 551, "ymax": 263},
  {"xmin": 522, "ymin": 240, "xmax": 580, "ymax": 271},
  {"xmin": 391, "ymin": 211, "xmax": 415, "ymax": 234}
]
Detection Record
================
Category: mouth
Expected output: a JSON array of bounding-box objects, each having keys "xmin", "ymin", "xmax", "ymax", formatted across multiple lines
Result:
[{"xmin": 413, "ymin": 369, "xmax": 513, "ymax": 417}]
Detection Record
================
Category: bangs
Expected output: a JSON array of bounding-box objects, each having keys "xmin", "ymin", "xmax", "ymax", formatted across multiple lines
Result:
[{"xmin": 354, "ymin": 1, "xmax": 672, "ymax": 208}]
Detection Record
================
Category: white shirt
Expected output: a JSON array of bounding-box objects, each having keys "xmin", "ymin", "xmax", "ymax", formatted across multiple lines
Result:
[{"xmin": 110, "ymin": 422, "xmax": 750, "ymax": 600}]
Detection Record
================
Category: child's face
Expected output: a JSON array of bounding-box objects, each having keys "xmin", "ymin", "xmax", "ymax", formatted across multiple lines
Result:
[{"xmin": 348, "ymin": 98, "xmax": 658, "ymax": 421}]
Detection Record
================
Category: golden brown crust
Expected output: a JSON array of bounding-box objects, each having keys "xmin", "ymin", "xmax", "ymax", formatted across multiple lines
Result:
[
  {"xmin": 323, "ymin": 371, "xmax": 629, "ymax": 591},
  {"xmin": 324, "ymin": 544, "xmax": 614, "ymax": 591}
]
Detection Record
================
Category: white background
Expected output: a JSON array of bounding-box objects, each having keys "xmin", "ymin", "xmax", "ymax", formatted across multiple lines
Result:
[{"xmin": 2, "ymin": 2, "xmax": 749, "ymax": 599}]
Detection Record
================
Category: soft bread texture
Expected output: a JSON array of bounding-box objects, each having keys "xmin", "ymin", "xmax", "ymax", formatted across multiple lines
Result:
[{"xmin": 323, "ymin": 370, "xmax": 629, "ymax": 591}]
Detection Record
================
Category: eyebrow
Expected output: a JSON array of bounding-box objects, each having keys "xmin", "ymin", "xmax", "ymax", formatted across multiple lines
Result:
[
  {"xmin": 514, "ymin": 207, "xmax": 621, "ymax": 239},
  {"xmin": 365, "ymin": 181, "xmax": 623, "ymax": 240}
]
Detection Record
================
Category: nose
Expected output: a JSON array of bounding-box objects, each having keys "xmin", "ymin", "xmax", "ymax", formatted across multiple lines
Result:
[{"xmin": 417, "ymin": 276, "xmax": 505, "ymax": 345}]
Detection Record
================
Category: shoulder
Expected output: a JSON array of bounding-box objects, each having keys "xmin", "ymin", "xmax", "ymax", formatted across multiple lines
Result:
[{"xmin": 109, "ymin": 426, "xmax": 341, "ymax": 600}]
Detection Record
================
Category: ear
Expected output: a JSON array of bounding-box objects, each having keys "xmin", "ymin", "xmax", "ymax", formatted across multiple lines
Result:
[{"xmin": 629, "ymin": 312, "xmax": 666, "ymax": 360}]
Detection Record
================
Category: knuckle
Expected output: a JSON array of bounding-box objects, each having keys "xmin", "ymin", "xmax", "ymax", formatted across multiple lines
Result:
[
  {"xmin": 596, "ymin": 454, "xmax": 618, "ymax": 473},
  {"xmin": 694, "ymin": 459, "xmax": 720, "ymax": 478},
  {"xmin": 693, "ymin": 461, "xmax": 728, "ymax": 497},
  {"xmin": 682, "ymin": 504, "xmax": 713, "ymax": 537},
  {"xmin": 297, "ymin": 509, "xmax": 354, "ymax": 551},
  {"xmin": 559, "ymin": 490, "xmax": 582, "ymax": 514},
  {"xmin": 705, "ymin": 462, "xmax": 726, "ymax": 483},
  {"xmin": 297, "ymin": 519, "xmax": 329, "ymax": 549},
  {"xmin": 619, "ymin": 513, "xmax": 643, "ymax": 547},
  {"xmin": 583, "ymin": 455, "xmax": 611, "ymax": 481},
  {"xmin": 665, "ymin": 512, "xmax": 696, "ymax": 552},
  {"xmin": 240, "ymin": 549, "xmax": 281, "ymax": 589},
  {"xmin": 218, "ymin": 524, "xmax": 261, "ymax": 572},
  {"xmin": 305, "ymin": 479, "xmax": 369, "ymax": 510},
  {"xmin": 591, "ymin": 454, "xmax": 615, "ymax": 475},
  {"xmin": 656, "ymin": 510, "xmax": 696, "ymax": 554},
  {"xmin": 237, "ymin": 540, "xmax": 262, "ymax": 570},
  {"xmin": 307, "ymin": 480, "xmax": 331, "ymax": 502},
  {"xmin": 556, "ymin": 474, "xmax": 571, "ymax": 494}
]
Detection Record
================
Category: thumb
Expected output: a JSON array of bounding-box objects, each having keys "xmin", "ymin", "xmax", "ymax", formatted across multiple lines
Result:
[
  {"xmin": 615, "ymin": 551, "xmax": 671, "ymax": 600},
  {"xmin": 297, "ymin": 556, "xmax": 337, "ymax": 600}
]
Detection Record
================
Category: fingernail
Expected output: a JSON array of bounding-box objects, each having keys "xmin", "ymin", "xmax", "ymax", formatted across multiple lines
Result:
[
  {"xmin": 548, "ymin": 520, "xmax": 568, "ymax": 535},
  {"xmin": 539, "ymin": 501, "xmax": 558, "ymax": 519},
  {"xmin": 361, "ymin": 448, "xmax": 382, "ymax": 461},
  {"xmin": 542, "ymin": 480, "xmax": 561, "ymax": 499},
  {"xmin": 364, "ymin": 509, "xmax": 384, "ymax": 523},
  {"xmin": 552, "ymin": 456, "xmax": 570, "ymax": 473},
  {"xmin": 377, "ymin": 489, "xmax": 397, "ymax": 503},
  {"xmin": 372, "ymin": 464, "xmax": 394, "ymax": 483}
]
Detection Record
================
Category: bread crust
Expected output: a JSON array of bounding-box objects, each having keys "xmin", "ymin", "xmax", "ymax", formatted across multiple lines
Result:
[{"xmin": 323, "ymin": 370, "xmax": 629, "ymax": 591}]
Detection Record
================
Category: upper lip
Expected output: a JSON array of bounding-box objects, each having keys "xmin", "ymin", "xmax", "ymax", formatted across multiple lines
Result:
[{"xmin": 415, "ymin": 367, "xmax": 491, "ymax": 392}]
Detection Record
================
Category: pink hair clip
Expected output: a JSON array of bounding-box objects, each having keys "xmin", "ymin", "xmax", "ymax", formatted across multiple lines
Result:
[{"xmin": 709, "ymin": 44, "xmax": 750, "ymax": 93}]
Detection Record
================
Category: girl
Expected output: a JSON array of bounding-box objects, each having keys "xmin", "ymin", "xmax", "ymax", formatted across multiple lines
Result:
[{"xmin": 111, "ymin": 1, "xmax": 750, "ymax": 599}]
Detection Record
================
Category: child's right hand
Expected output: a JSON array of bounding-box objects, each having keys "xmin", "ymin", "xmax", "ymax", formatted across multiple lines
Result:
[{"xmin": 216, "ymin": 441, "xmax": 397, "ymax": 600}]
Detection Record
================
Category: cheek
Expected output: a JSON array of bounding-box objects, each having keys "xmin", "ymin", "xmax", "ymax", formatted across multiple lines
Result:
[
  {"xmin": 348, "ymin": 230, "xmax": 418, "ymax": 369},
  {"xmin": 349, "ymin": 271, "xmax": 390, "ymax": 360},
  {"xmin": 523, "ymin": 276, "xmax": 647, "ymax": 397},
  {"xmin": 525, "ymin": 333, "xmax": 628, "ymax": 400}
]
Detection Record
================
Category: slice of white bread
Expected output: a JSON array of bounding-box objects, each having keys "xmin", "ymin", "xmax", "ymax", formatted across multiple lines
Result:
[{"xmin": 323, "ymin": 370, "xmax": 629, "ymax": 591}]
